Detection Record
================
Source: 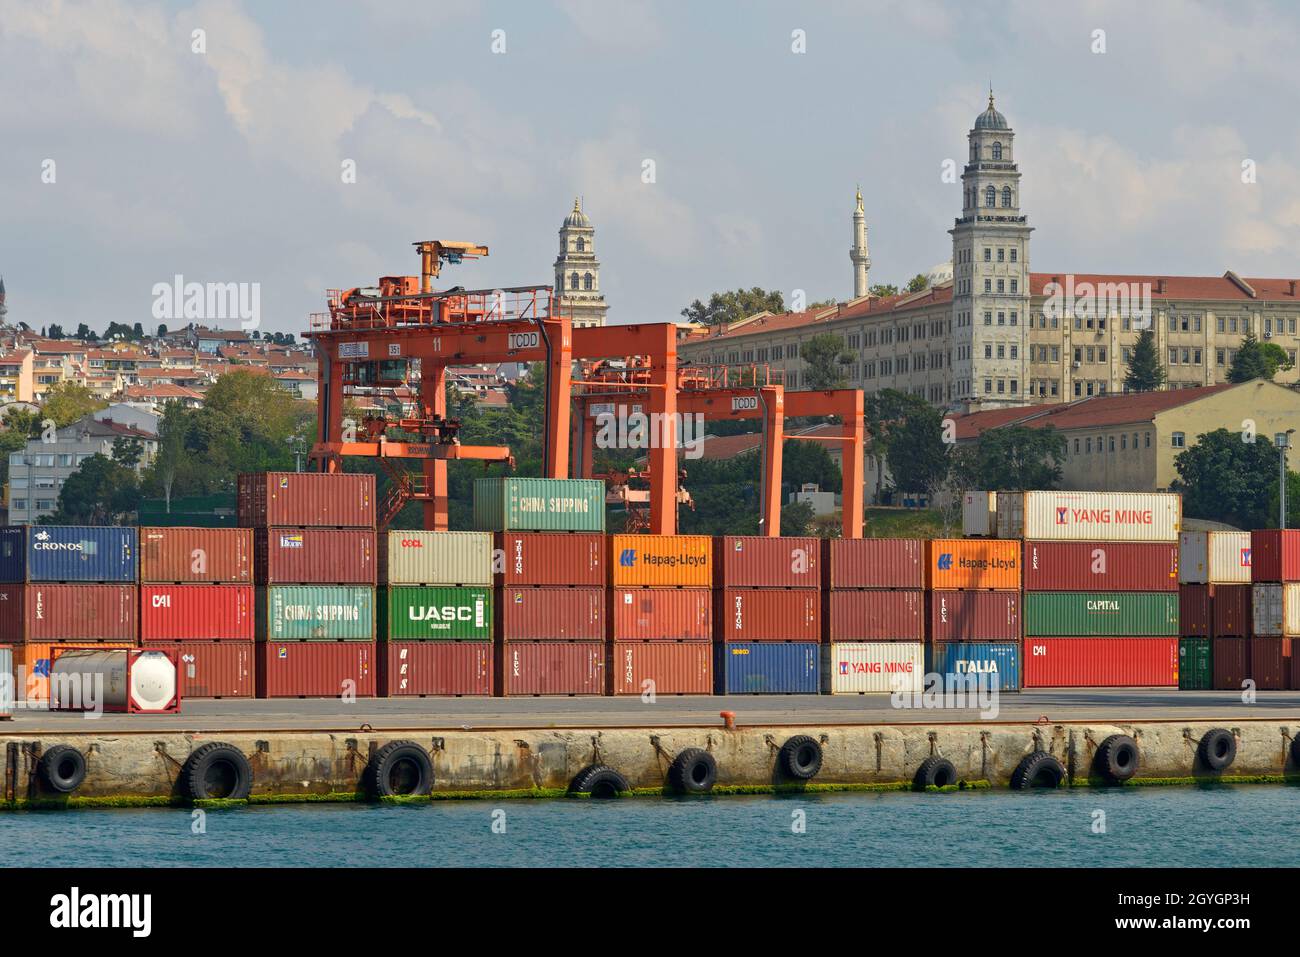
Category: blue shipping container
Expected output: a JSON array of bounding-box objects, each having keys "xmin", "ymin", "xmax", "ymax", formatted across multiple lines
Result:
[
  {"xmin": 925, "ymin": 642, "xmax": 1021, "ymax": 692},
  {"xmin": 717, "ymin": 642, "xmax": 820, "ymax": 694},
  {"xmin": 0, "ymin": 526, "xmax": 138, "ymax": 583}
]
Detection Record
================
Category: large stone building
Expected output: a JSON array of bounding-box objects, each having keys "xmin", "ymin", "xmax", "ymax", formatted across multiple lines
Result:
[
  {"xmin": 678, "ymin": 93, "xmax": 1300, "ymax": 409},
  {"xmin": 553, "ymin": 198, "xmax": 608, "ymax": 328}
]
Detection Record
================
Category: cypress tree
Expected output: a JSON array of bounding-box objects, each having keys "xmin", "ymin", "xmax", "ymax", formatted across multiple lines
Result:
[{"xmin": 1124, "ymin": 329, "xmax": 1165, "ymax": 392}]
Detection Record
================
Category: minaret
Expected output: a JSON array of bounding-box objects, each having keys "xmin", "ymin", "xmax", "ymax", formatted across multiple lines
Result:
[
  {"xmin": 0, "ymin": 276, "xmax": 7, "ymax": 322},
  {"xmin": 850, "ymin": 188, "xmax": 870, "ymax": 299},
  {"xmin": 553, "ymin": 198, "xmax": 608, "ymax": 328}
]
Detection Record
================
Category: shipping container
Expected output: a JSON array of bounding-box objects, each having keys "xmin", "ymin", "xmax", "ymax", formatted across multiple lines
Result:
[
  {"xmin": 0, "ymin": 645, "xmax": 9, "ymax": 718},
  {"xmin": 1212, "ymin": 637, "xmax": 1248, "ymax": 690},
  {"xmin": 715, "ymin": 588, "xmax": 820, "ymax": 643},
  {"xmin": 1249, "ymin": 637, "xmax": 1290, "ymax": 691},
  {"xmin": 472, "ymin": 477, "xmax": 605, "ymax": 532},
  {"xmin": 12, "ymin": 642, "xmax": 135, "ymax": 702},
  {"xmin": 1250, "ymin": 583, "xmax": 1300, "ymax": 636},
  {"xmin": 997, "ymin": 491, "xmax": 1181, "ymax": 542},
  {"xmin": 961, "ymin": 491, "xmax": 997, "ymax": 538},
  {"xmin": 143, "ymin": 639, "xmax": 254, "ymax": 698},
  {"xmin": 824, "ymin": 642, "xmax": 924, "ymax": 694},
  {"xmin": 925, "ymin": 539, "xmax": 1021, "ymax": 590},
  {"xmin": 496, "ymin": 641, "xmax": 606, "ymax": 696},
  {"xmin": 256, "ymin": 585, "xmax": 375, "ymax": 641},
  {"xmin": 1179, "ymin": 531, "xmax": 1251, "ymax": 585},
  {"xmin": 0, "ymin": 584, "xmax": 137, "ymax": 643},
  {"xmin": 1213, "ymin": 583, "xmax": 1253, "ymax": 637},
  {"xmin": 382, "ymin": 531, "xmax": 492, "ymax": 586},
  {"xmin": 1250, "ymin": 529, "xmax": 1300, "ymax": 583},
  {"xmin": 609, "ymin": 535, "xmax": 712, "ymax": 587},
  {"xmin": 0, "ymin": 526, "xmax": 137, "ymax": 583},
  {"xmin": 610, "ymin": 587, "xmax": 711, "ymax": 641},
  {"xmin": 1022, "ymin": 637, "xmax": 1179, "ymax": 687},
  {"xmin": 381, "ymin": 586, "xmax": 491, "ymax": 641},
  {"xmin": 1178, "ymin": 636, "xmax": 1213, "ymax": 690},
  {"xmin": 716, "ymin": 642, "xmax": 820, "ymax": 694},
  {"xmin": 1022, "ymin": 592, "xmax": 1179, "ymax": 637},
  {"xmin": 925, "ymin": 641, "xmax": 1021, "ymax": 692},
  {"xmin": 825, "ymin": 589, "xmax": 924, "ymax": 642},
  {"xmin": 139, "ymin": 527, "xmax": 253, "ymax": 583},
  {"xmin": 1179, "ymin": 584, "xmax": 1213, "ymax": 638},
  {"xmin": 379, "ymin": 641, "xmax": 492, "ymax": 697},
  {"xmin": 255, "ymin": 641, "xmax": 376, "ymax": 697},
  {"xmin": 714, "ymin": 536, "xmax": 820, "ymax": 588},
  {"xmin": 494, "ymin": 532, "xmax": 605, "ymax": 587},
  {"xmin": 823, "ymin": 538, "xmax": 924, "ymax": 589},
  {"xmin": 50, "ymin": 648, "xmax": 178, "ymax": 713},
  {"xmin": 140, "ymin": 584, "xmax": 254, "ymax": 642},
  {"xmin": 1023, "ymin": 541, "xmax": 1178, "ymax": 592},
  {"xmin": 255, "ymin": 528, "xmax": 376, "ymax": 584},
  {"xmin": 610, "ymin": 641, "xmax": 712, "ymax": 695},
  {"xmin": 928, "ymin": 590, "xmax": 1021, "ymax": 642},
  {"xmin": 496, "ymin": 587, "xmax": 603, "ymax": 641},
  {"xmin": 238, "ymin": 472, "xmax": 375, "ymax": 528}
]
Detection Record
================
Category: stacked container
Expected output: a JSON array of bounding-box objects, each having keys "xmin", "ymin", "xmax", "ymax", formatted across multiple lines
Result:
[
  {"xmin": 924, "ymin": 538, "xmax": 1021, "ymax": 692},
  {"xmin": 240, "ymin": 472, "xmax": 378, "ymax": 698},
  {"xmin": 1179, "ymin": 531, "xmax": 1251, "ymax": 690},
  {"xmin": 1247, "ymin": 530, "xmax": 1298, "ymax": 690},
  {"xmin": 138, "ymin": 527, "xmax": 255, "ymax": 698},
  {"xmin": 714, "ymin": 536, "xmax": 820, "ymax": 694}
]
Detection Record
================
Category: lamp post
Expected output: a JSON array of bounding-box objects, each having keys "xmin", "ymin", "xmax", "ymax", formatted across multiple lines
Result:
[{"xmin": 1279, "ymin": 429, "xmax": 1296, "ymax": 529}]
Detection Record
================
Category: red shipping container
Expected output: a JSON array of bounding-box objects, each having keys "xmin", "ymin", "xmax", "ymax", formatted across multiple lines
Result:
[
  {"xmin": 143, "ymin": 639, "xmax": 254, "ymax": 698},
  {"xmin": 139, "ymin": 527, "xmax": 253, "ymax": 583},
  {"xmin": 1250, "ymin": 529, "xmax": 1300, "ymax": 582},
  {"xmin": 825, "ymin": 589, "xmax": 924, "ymax": 642},
  {"xmin": 610, "ymin": 640, "xmax": 712, "ymax": 695},
  {"xmin": 379, "ymin": 641, "xmax": 492, "ymax": 696},
  {"xmin": 1179, "ymin": 583, "xmax": 1213, "ymax": 638},
  {"xmin": 715, "ymin": 536, "xmax": 821, "ymax": 588},
  {"xmin": 610, "ymin": 588, "xmax": 711, "ymax": 641},
  {"xmin": 716, "ymin": 588, "xmax": 820, "ymax": 642},
  {"xmin": 496, "ymin": 641, "xmax": 606, "ymax": 696},
  {"xmin": 140, "ymin": 585, "xmax": 254, "ymax": 642},
  {"xmin": 928, "ymin": 590, "xmax": 1020, "ymax": 642},
  {"xmin": 495, "ymin": 533, "xmax": 605, "ymax": 587},
  {"xmin": 1213, "ymin": 637, "xmax": 1249, "ymax": 690},
  {"xmin": 255, "ymin": 528, "xmax": 376, "ymax": 584},
  {"xmin": 238, "ymin": 472, "xmax": 375, "ymax": 528},
  {"xmin": 823, "ymin": 539, "xmax": 924, "ymax": 589},
  {"xmin": 496, "ymin": 587, "xmax": 603, "ymax": 641},
  {"xmin": 1023, "ymin": 541, "xmax": 1179, "ymax": 592},
  {"xmin": 1250, "ymin": 638, "xmax": 1290, "ymax": 691},
  {"xmin": 1213, "ymin": 584, "xmax": 1253, "ymax": 637},
  {"xmin": 0, "ymin": 584, "xmax": 136, "ymax": 643},
  {"xmin": 1023, "ymin": 637, "xmax": 1178, "ymax": 687},
  {"xmin": 256, "ymin": 641, "xmax": 376, "ymax": 698}
]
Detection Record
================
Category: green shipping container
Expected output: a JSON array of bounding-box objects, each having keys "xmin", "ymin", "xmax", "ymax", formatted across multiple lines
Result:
[
  {"xmin": 1023, "ymin": 592, "xmax": 1179, "ymax": 637},
  {"xmin": 1179, "ymin": 636, "xmax": 1213, "ymax": 690},
  {"xmin": 472, "ymin": 478, "xmax": 605, "ymax": 532},
  {"xmin": 257, "ymin": 585, "xmax": 375, "ymax": 641},
  {"xmin": 382, "ymin": 586, "xmax": 493, "ymax": 640}
]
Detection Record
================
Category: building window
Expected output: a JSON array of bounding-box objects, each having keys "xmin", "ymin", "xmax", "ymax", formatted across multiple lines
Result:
[
  {"xmin": 1172, "ymin": 432, "xmax": 1186, "ymax": 448},
  {"xmin": 1074, "ymin": 381, "xmax": 1082, "ymax": 397},
  {"xmin": 1002, "ymin": 187, "xmax": 1013, "ymax": 207},
  {"xmin": 984, "ymin": 247, "xmax": 992, "ymax": 262},
  {"xmin": 1216, "ymin": 348, "xmax": 1225, "ymax": 366},
  {"xmin": 1121, "ymin": 434, "xmax": 1127, "ymax": 450},
  {"xmin": 1010, "ymin": 379, "xmax": 1018, "ymax": 394},
  {"xmin": 1217, "ymin": 317, "xmax": 1225, "ymax": 333},
  {"xmin": 1051, "ymin": 346, "xmax": 1060, "ymax": 362},
  {"xmin": 984, "ymin": 344, "xmax": 992, "ymax": 359},
  {"xmin": 1010, "ymin": 249, "xmax": 1018, "ymax": 262},
  {"xmin": 1010, "ymin": 311, "xmax": 1018, "ymax": 326},
  {"xmin": 984, "ymin": 378, "xmax": 992, "ymax": 394},
  {"xmin": 992, "ymin": 142, "xmax": 1003, "ymax": 160},
  {"xmin": 1229, "ymin": 317, "xmax": 1238, "ymax": 333},
  {"xmin": 1193, "ymin": 348, "xmax": 1201, "ymax": 364},
  {"xmin": 1169, "ymin": 349, "xmax": 1178, "ymax": 364},
  {"xmin": 1010, "ymin": 345, "xmax": 1018, "ymax": 359},
  {"xmin": 1086, "ymin": 347, "xmax": 1095, "ymax": 363},
  {"xmin": 1086, "ymin": 437, "xmax": 1093, "ymax": 453},
  {"xmin": 570, "ymin": 272, "xmax": 580, "ymax": 290},
  {"xmin": 984, "ymin": 279, "xmax": 992, "ymax": 293},
  {"xmin": 997, "ymin": 379, "xmax": 1005, "ymax": 393},
  {"xmin": 997, "ymin": 248, "xmax": 1005, "ymax": 262},
  {"xmin": 1108, "ymin": 436, "xmax": 1115, "ymax": 452},
  {"xmin": 1098, "ymin": 347, "xmax": 1107, "ymax": 362},
  {"xmin": 996, "ymin": 279, "xmax": 1005, "ymax": 293},
  {"xmin": 575, "ymin": 237, "xmax": 585, "ymax": 252},
  {"xmin": 996, "ymin": 344, "xmax": 1005, "ymax": 359},
  {"xmin": 997, "ymin": 312, "xmax": 1005, "ymax": 326},
  {"xmin": 985, "ymin": 186, "xmax": 996, "ymax": 207},
  {"xmin": 1145, "ymin": 432, "xmax": 1151, "ymax": 448},
  {"xmin": 1074, "ymin": 347, "xmax": 1083, "ymax": 363},
  {"xmin": 1050, "ymin": 381, "xmax": 1058, "ymax": 396},
  {"xmin": 1086, "ymin": 382, "xmax": 1095, "ymax": 396}
]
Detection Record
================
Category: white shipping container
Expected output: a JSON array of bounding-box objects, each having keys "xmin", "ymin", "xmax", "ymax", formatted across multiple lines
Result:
[
  {"xmin": 824, "ymin": 642, "xmax": 924, "ymax": 695},
  {"xmin": 962, "ymin": 491, "xmax": 997, "ymax": 537},
  {"xmin": 384, "ymin": 531, "xmax": 493, "ymax": 585},
  {"xmin": 0, "ymin": 645, "xmax": 10, "ymax": 718},
  {"xmin": 998, "ymin": 491, "xmax": 1181, "ymax": 542},
  {"xmin": 1251, "ymin": 583, "xmax": 1300, "ymax": 636},
  {"xmin": 1179, "ymin": 531, "xmax": 1251, "ymax": 584}
]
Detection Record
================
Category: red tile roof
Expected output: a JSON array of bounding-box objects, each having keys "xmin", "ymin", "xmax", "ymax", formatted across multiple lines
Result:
[
  {"xmin": 124, "ymin": 383, "xmax": 205, "ymax": 401},
  {"xmin": 1030, "ymin": 272, "xmax": 1300, "ymax": 302}
]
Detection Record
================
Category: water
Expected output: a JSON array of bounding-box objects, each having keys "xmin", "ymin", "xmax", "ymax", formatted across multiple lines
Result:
[{"xmin": 4, "ymin": 786, "xmax": 1297, "ymax": 867}]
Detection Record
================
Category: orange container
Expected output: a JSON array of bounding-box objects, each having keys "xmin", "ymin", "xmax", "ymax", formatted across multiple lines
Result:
[
  {"xmin": 609, "ymin": 535, "xmax": 712, "ymax": 587},
  {"xmin": 13, "ymin": 642, "xmax": 135, "ymax": 702},
  {"xmin": 925, "ymin": 539, "xmax": 1022, "ymax": 590}
]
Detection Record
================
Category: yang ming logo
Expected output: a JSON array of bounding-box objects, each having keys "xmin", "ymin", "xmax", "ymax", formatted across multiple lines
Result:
[
  {"xmin": 1241, "ymin": 548, "xmax": 1251, "ymax": 566},
  {"xmin": 937, "ymin": 553, "xmax": 953, "ymax": 570},
  {"xmin": 838, "ymin": 661, "xmax": 849, "ymax": 675},
  {"xmin": 1056, "ymin": 507, "xmax": 1068, "ymax": 524},
  {"xmin": 619, "ymin": 549, "xmax": 637, "ymax": 567}
]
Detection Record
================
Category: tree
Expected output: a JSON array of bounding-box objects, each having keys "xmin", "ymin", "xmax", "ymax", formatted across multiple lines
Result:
[
  {"xmin": 680, "ymin": 288, "xmax": 784, "ymax": 326},
  {"xmin": 905, "ymin": 273, "xmax": 930, "ymax": 293},
  {"xmin": 1227, "ymin": 333, "xmax": 1292, "ymax": 382},
  {"xmin": 869, "ymin": 283, "xmax": 899, "ymax": 298},
  {"xmin": 882, "ymin": 402, "xmax": 950, "ymax": 500},
  {"xmin": 959, "ymin": 425, "xmax": 1066, "ymax": 491},
  {"xmin": 74, "ymin": 323, "xmax": 92, "ymax": 341},
  {"xmin": 0, "ymin": 408, "xmax": 40, "ymax": 487},
  {"xmin": 47, "ymin": 324, "xmax": 64, "ymax": 340},
  {"xmin": 1124, "ymin": 328, "xmax": 1165, "ymax": 392},
  {"xmin": 156, "ymin": 324, "xmax": 169, "ymax": 338},
  {"xmin": 42, "ymin": 382, "xmax": 107, "ymax": 427},
  {"xmin": 43, "ymin": 453, "xmax": 140, "ymax": 525},
  {"xmin": 801, "ymin": 333, "xmax": 853, "ymax": 390},
  {"xmin": 132, "ymin": 322, "xmax": 144, "ymax": 339},
  {"xmin": 1172, "ymin": 428, "xmax": 1280, "ymax": 529},
  {"xmin": 112, "ymin": 436, "xmax": 144, "ymax": 469}
]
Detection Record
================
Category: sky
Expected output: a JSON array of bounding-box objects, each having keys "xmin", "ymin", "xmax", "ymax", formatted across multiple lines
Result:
[{"xmin": 1, "ymin": 0, "xmax": 1298, "ymax": 336}]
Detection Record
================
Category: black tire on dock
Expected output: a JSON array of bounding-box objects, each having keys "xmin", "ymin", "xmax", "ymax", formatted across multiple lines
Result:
[
  {"xmin": 912, "ymin": 756, "xmax": 958, "ymax": 791},
  {"xmin": 1291, "ymin": 735, "xmax": 1300, "ymax": 769},
  {"xmin": 1094, "ymin": 734, "xmax": 1140, "ymax": 785},
  {"xmin": 569, "ymin": 764, "xmax": 630, "ymax": 798},
  {"xmin": 364, "ymin": 741, "xmax": 433, "ymax": 798},
  {"xmin": 181, "ymin": 742, "xmax": 253, "ymax": 801},
  {"xmin": 1197, "ymin": 728, "xmax": 1237, "ymax": 772},
  {"xmin": 778, "ymin": 735, "xmax": 823, "ymax": 781},
  {"xmin": 668, "ymin": 748, "xmax": 717, "ymax": 794},
  {"xmin": 1010, "ymin": 751, "xmax": 1065, "ymax": 790},
  {"xmin": 39, "ymin": 745, "xmax": 87, "ymax": 794}
]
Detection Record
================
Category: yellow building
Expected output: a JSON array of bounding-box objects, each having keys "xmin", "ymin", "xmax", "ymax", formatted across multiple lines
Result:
[{"xmin": 0, "ymin": 348, "xmax": 34, "ymax": 404}]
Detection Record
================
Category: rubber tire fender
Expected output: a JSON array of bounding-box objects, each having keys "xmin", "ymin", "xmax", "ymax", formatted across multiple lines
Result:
[
  {"xmin": 1291, "ymin": 734, "xmax": 1300, "ymax": 769},
  {"xmin": 912, "ymin": 756, "xmax": 958, "ymax": 791},
  {"xmin": 569, "ymin": 764, "xmax": 630, "ymax": 798},
  {"xmin": 39, "ymin": 745, "xmax": 87, "ymax": 794},
  {"xmin": 1094, "ymin": 734, "xmax": 1140, "ymax": 784},
  {"xmin": 364, "ymin": 741, "xmax": 434, "ymax": 798},
  {"xmin": 1197, "ymin": 728, "xmax": 1236, "ymax": 772},
  {"xmin": 180, "ymin": 742, "xmax": 253, "ymax": 801},
  {"xmin": 668, "ymin": 748, "xmax": 717, "ymax": 794},
  {"xmin": 1010, "ymin": 751, "xmax": 1065, "ymax": 790},
  {"xmin": 778, "ymin": 735, "xmax": 823, "ymax": 781}
]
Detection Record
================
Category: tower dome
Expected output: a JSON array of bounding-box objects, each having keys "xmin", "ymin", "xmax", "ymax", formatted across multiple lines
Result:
[
  {"xmin": 564, "ymin": 196, "xmax": 591, "ymax": 228},
  {"xmin": 974, "ymin": 90, "xmax": 1008, "ymax": 130}
]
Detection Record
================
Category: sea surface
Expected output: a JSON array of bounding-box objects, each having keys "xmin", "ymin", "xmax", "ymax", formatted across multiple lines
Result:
[{"xmin": 4, "ymin": 786, "xmax": 1297, "ymax": 867}]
